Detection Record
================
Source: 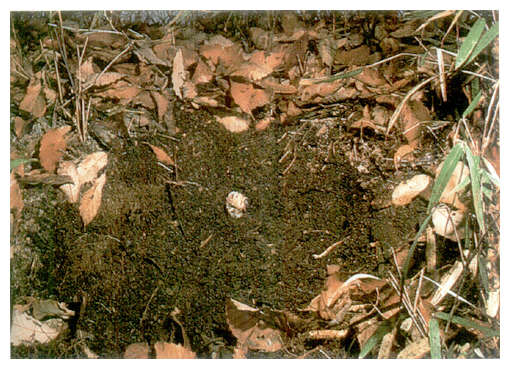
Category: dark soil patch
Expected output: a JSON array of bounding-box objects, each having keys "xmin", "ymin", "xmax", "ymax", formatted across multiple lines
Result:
[{"xmin": 11, "ymin": 99, "xmax": 427, "ymax": 358}]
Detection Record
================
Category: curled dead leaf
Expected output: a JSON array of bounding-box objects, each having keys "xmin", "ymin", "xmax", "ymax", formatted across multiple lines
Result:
[
  {"xmin": 58, "ymin": 161, "xmax": 81, "ymax": 203},
  {"xmin": 230, "ymin": 81, "xmax": 270, "ymax": 115},
  {"xmin": 79, "ymin": 173, "xmax": 107, "ymax": 226}
]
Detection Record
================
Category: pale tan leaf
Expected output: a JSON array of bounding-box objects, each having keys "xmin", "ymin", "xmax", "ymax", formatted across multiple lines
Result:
[
  {"xmin": 58, "ymin": 161, "xmax": 81, "ymax": 203},
  {"xmin": 11, "ymin": 308, "xmax": 64, "ymax": 346},
  {"xmin": 191, "ymin": 59, "xmax": 214, "ymax": 84},
  {"xmin": 79, "ymin": 173, "xmax": 107, "ymax": 226},
  {"xmin": 215, "ymin": 116, "xmax": 250, "ymax": 133},
  {"xmin": 39, "ymin": 125, "xmax": 72, "ymax": 172},
  {"xmin": 318, "ymin": 37, "xmax": 334, "ymax": 67},
  {"xmin": 230, "ymin": 62, "xmax": 272, "ymax": 81},
  {"xmin": 432, "ymin": 207, "xmax": 466, "ymax": 241},
  {"xmin": 124, "ymin": 343, "xmax": 150, "ymax": 359},
  {"xmin": 172, "ymin": 49, "xmax": 185, "ymax": 99},
  {"xmin": 154, "ymin": 342, "xmax": 196, "ymax": 359},
  {"xmin": 78, "ymin": 57, "xmax": 96, "ymax": 83},
  {"xmin": 78, "ymin": 152, "xmax": 108, "ymax": 185},
  {"xmin": 94, "ymin": 72, "xmax": 124, "ymax": 87},
  {"xmin": 392, "ymin": 174, "xmax": 433, "ymax": 206}
]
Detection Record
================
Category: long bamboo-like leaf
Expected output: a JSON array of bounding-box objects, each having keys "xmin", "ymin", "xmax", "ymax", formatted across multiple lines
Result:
[
  {"xmin": 434, "ymin": 312, "xmax": 499, "ymax": 337},
  {"xmin": 359, "ymin": 320, "xmax": 392, "ymax": 359},
  {"xmin": 427, "ymin": 143, "xmax": 465, "ymax": 213},
  {"xmin": 428, "ymin": 318, "xmax": 442, "ymax": 359},
  {"xmin": 464, "ymin": 145, "xmax": 485, "ymax": 232},
  {"xmin": 465, "ymin": 21, "xmax": 499, "ymax": 66},
  {"xmin": 462, "ymin": 91, "xmax": 482, "ymax": 118},
  {"xmin": 402, "ymin": 212, "xmax": 434, "ymax": 280},
  {"xmin": 455, "ymin": 18, "xmax": 486, "ymax": 69}
]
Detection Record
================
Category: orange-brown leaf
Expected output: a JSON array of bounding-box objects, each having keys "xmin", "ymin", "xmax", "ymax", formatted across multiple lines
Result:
[
  {"xmin": 39, "ymin": 126, "xmax": 72, "ymax": 172},
  {"xmin": 154, "ymin": 342, "xmax": 196, "ymax": 359},
  {"xmin": 230, "ymin": 81, "xmax": 270, "ymax": 114},
  {"xmin": 147, "ymin": 144, "xmax": 175, "ymax": 166}
]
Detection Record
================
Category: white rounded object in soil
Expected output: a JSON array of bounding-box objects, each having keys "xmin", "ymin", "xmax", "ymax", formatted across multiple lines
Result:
[{"xmin": 226, "ymin": 191, "xmax": 249, "ymax": 218}]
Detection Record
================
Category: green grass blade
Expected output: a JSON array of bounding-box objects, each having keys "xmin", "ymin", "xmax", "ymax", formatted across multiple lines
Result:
[
  {"xmin": 402, "ymin": 212, "xmax": 434, "ymax": 280},
  {"xmin": 455, "ymin": 18, "xmax": 486, "ymax": 70},
  {"xmin": 10, "ymin": 158, "xmax": 37, "ymax": 172},
  {"xmin": 462, "ymin": 91, "xmax": 482, "ymax": 118},
  {"xmin": 434, "ymin": 312, "xmax": 499, "ymax": 337},
  {"xmin": 464, "ymin": 146, "xmax": 485, "ymax": 233},
  {"xmin": 359, "ymin": 320, "xmax": 392, "ymax": 359},
  {"xmin": 428, "ymin": 318, "xmax": 442, "ymax": 359},
  {"xmin": 427, "ymin": 143, "xmax": 465, "ymax": 213},
  {"xmin": 319, "ymin": 67, "xmax": 364, "ymax": 83},
  {"xmin": 466, "ymin": 21, "xmax": 499, "ymax": 66}
]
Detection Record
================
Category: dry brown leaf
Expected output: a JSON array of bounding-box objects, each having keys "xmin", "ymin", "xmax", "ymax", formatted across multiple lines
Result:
[
  {"xmin": 396, "ymin": 337, "xmax": 430, "ymax": 359},
  {"xmin": 10, "ymin": 171, "xmax": 23, "ymax": 213},
  {"xmin": 230, "ymin": 62, "xmax": 272, "ymax": 81},
  {"xmin": 230, "ymin": 81, "xmax": 270, "ymax": 114},
  {"xmin": 300, "ymin": 79, "xmax": 342, "ymax": 102},
  {"xmin": 94, "ymin": 72, "xmax": 124, "ymax": 87},
  {"xmin": 58, "ymin": 161, "xmax": 81, "ymax": 203},
  {"xmin": 172, "ymin": 49, "xmax": 185, "ymax": 99},
  {"xmin": 19, "ymin": 78, "xmax": 42, "ymax": 113},
  {"xmin": 124, "ymin": 343, "xmax": 150, "ymax": 359},
  {"xmin": 78, "ymin": 152, "xmax": 108, "ymax": 185},
  {"xmin": 132, "ymin": 91, "xmax": 156, "ymax": 110},
  {"xmin": 400, "ymin": 100, "xmax": 430, "ymax": 148},
  {"xmin": 215, "ymin": 116, "xmax": 250, "ymax": 133},
  {"xmin": 147, "ymin": 144, "xmax": 175, "ymax": 166},
  {"xmin": 154, "ymin": 342, "xmax": 196, "ymax": 359},
  {"xmin": 78, "ymin": 57, "xmax": 96, "ymax": 83},
  {"xmin": 318, "ymin": 37, "xmax": 335, "ymax": 67},
  {"xmin": 392, "ymin": 174, "xmax": 433, "ymax": 206},
  {"xmin": 39, "ymin": 125, "xmax": 72, "ymax": 172},
  {"xmin": 191, "ymin": 59, "xmax": 214, "ymax": 84},
  {"xmin": 354, "ymin": 67, "xmax": 387, "ymax": 87},
  {"xmin": 95, "ymin": 81, "xmax": 140, "ymax": 100},
  {"xmin": 335, "ymin": 44, "xmax": 371, "ymax": 66},
  {"xmin": 150, "ymin": 91, "xmax": 169, "ymax": 119},
  {"xmin": 200, "ymin": 43, "xmax": 244, "ymax": 68},
  {"xmin": 259, "ymin": 77, "xmax": 297, "ymax": 94},
  {"xmin": 249, "ymin": 27, "xmax": 270, "ymax": 49},
  {"xmin": 225, "ymin": 298, "xmax": 283, "ymax": 353},
  {"xmin": 393, "ymin": 144, "xmax": 415, "ymax": 170},
  {"xmin": 79, "ymin": 173, "xmax": 107, "ymax": 226},
  {"xmin": 13, "ymin": 116, "xmax": 26, "ymax": 138},
  {"xmin": 432, "ymin": 207, "xmax": 466, "ymax": 241},
  {"xmin": 255, "ymin": 117, "xmax": 273, "ymax": 131}
]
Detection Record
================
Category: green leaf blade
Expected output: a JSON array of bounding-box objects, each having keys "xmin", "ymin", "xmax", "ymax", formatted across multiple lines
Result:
[
  {"xmin": 455, "ymin": 18, "xmax": 486, "ymax": 69},
  {"xmin": 429, "ymin": 318, "xmax": 442, "ymax": 359}
]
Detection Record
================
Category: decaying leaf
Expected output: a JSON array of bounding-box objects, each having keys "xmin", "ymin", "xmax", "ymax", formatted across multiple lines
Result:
[
  {"xmin": 124, "ymin": 343, "xmax": 150, "ymax": 359},
  {"xmin": 147, "ymin": 143, "xmax": 175, "ymax": 166},
  {"xmin": 399, "ymin": 100, "xmax": 430, "ymax": 148},
  {"xmin": 432, "ymin": 207, "xmax": 466, "ymax": 241},
  {"xmin": 154, "ymin": 342, "xmax": 196, "ymax": 359},
  {"xmin": 10, "ymin": 171, "xmax": 23, "ymax": 214},
  {"xmin": 39, "ymin": 125, "xmax": 72, "ymax": 172},
  {"xmin": 11, "ymin": 306, "xmax": 66, "ymax": 346},
  {"xmin": 78, "ymin": 151, "xmax": 108, "ymax": 185},
  {"xmin": 392, "ymin": 174, "xmax": 433, "ymax": 206},
  {"xmin": 230, "ymin": 81, "xmax": 270, "ymax": 115},
  {"xmin": 19, "ymin": 78, "xmax": 47, "ymax": 118},
  {"xmin": 394, "ymin": 144, "xmax": 415, "ymax": 170},
  {"xmin": 215, "ymin": 115, "xmax": 250, "ymax": 133},
  {"xmin": 225, "ymin": 298, "xmax": 284, "ymax": 353},
  {"xmin": 172, "ymin": 49, "xmax": 186, "ymax": 99},
  {"xmin": 79, "ymin": 173, "xmax": 107, "ymax": 226}
]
